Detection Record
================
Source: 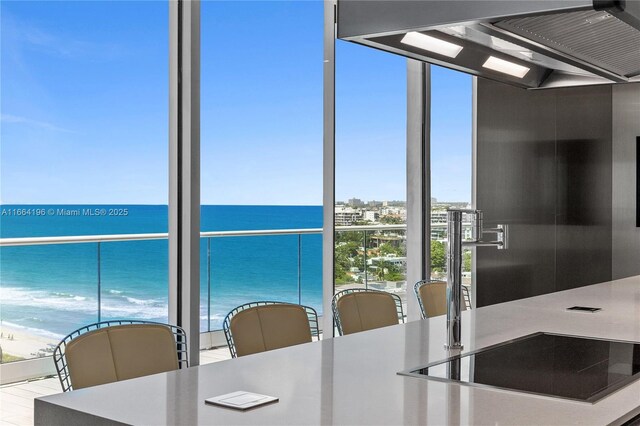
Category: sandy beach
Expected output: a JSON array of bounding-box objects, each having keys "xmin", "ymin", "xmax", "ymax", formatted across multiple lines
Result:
[{"xmin": 0, "ymin": 324, "xmax": 58, "ymax": 361}]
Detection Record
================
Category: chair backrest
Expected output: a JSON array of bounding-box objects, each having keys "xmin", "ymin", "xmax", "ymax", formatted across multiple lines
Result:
[
  {"xmin": 332, "ymin": 289, "xmax": 404, "ymax": 336},
  {"xmin": 414, "ymin": 280, "xmax": 468, "ymax": 319},
  {"xmin": 53, "ymin": 320, "xmax": 188, "ymax": 392},
  {"xmin": 223, "ymin": 302, "xmax": 319, "ymax": 358}
]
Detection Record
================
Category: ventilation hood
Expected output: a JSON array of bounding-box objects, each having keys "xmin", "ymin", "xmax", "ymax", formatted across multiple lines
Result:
[{"xmin": 337, "ymin": 0, "xmax": 640, "ymax": 89}]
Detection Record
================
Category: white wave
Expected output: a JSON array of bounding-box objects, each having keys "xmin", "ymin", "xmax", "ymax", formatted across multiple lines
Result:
[
  {"xmin": 1, "ymin": 286, "xmax": 167, "ymax": 320},
  {"xmin": 51, "ymin": 292, "xmax": 77, "ymax": 298},
  {"xmin": 100, "ymin": 302, "xmax": 168, "ymax": 320},
  {"xmin": 0, "ymin": 287, "xmax": 37, "ymax": 303},
  {"xmin": 48, "ymin": 291, "xmax": 86, "ymax": 302},
  {"xmin": 0, "ymin": 287, "xmax": 97, "ymax": 314},
  {"xmin": 1, "ymin": 286, "xmax": 234, "ymax": 328},
  {"xmin": 125, "ymin": 297, "xmax": 155, "ymax": 306}
]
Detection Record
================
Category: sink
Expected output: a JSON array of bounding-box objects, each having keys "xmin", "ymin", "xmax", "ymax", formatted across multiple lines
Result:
[{"xmin": 399, "ymin": 332, "xmax": 640, "ymax": 403}]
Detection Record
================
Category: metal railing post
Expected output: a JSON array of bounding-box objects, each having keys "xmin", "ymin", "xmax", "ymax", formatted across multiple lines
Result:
[
  {"xmin": 207, "ymin": 238, "xmax": 211, "ymax": 332},
  {"xmin": 97, "ymin": 241, "xmax": 101, "ymax": 323},
  {"xmin": 363, "ymin": 230, "xmax": 368, "ymax": 289},
  {"xmin": 297, "ymin": 234, "xmax": 302, "ymax": 305}
]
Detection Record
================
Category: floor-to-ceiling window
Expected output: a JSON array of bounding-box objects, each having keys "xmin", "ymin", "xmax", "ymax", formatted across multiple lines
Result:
[
  {"xmin": 430, "ymin": 66, "xmax": 474, "ymax": 305},
  {"xmin": 0, "ymin": 1, "xmax": 168, "ymax": 364},
  {"xmin": 199, "ymin": 1, "xmax": 323, "ymax": 335},
  {"xmin": 335, "ymin": 41, "xmax": 407, "ymax": 307},
  {"xmin": 0, "ymin": 0, "xmax": 473, "ymax": 373}
]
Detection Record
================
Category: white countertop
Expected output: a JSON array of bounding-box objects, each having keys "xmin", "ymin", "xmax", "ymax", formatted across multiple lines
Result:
[{"xmin": 36, "ymin": 276, "xmax": 640, "ymax": 425}]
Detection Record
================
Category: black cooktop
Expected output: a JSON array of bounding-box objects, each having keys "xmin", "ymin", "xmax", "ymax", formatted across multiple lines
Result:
[{"xmin": 400, "ymin": 332, "xmax": 640, "ymax": 403}]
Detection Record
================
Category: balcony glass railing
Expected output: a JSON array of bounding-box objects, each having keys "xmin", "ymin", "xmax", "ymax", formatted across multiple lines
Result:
[
  {"xmin": 0, "ymin": 235, "xmax": 171, "ymax": 364},
  {"xmin": 199, "ymin": 229, "xmax": 323, "ymax": 332},
  {"xmin": 0, "ymin": 225, "xmax": 406, "ymax": 364}
]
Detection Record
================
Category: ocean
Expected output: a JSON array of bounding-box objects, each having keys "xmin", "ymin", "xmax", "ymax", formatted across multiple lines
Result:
[{"xmin": 0, "ymin": 205, "xmax": 323, "ymax": 340}]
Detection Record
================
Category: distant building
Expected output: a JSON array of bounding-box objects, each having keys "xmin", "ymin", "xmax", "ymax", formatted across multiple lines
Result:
[
  {"xmin": 368, "ymin": 255, "xmax": 407, "ymax": 268},
  {"xmin": 347, "ymin": 198, "xmax": 364, "ymax": 207},
  {"xmin": 369, "ymin": 233, "xmax": 404, "ymax": 248},
  {"xmin": 380, "ymin": 206, "xmax": 405, "ymax": 217},
  {"xmin": 431, "ymin": 209, "xmax": 474, "ymax": 240},
  {"xmin": 363, "ymin": 211, "xmax": 378, "ymax": 222},
  {"xmin": 334, "ymin": 206, "xmax": 363, "ymax": 226},
  {"xmin": 431, "ymin": 210, "xmax": 447, "ymax": 223},
  {"xmin": 433, "ymin": 201, "xmax": 472, "ymax": 209}
]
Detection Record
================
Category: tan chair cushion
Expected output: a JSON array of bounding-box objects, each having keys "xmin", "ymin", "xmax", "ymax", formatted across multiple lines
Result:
[
  {"xmin": 65, "ymin": 329, "xmax": 117, "ymax": 390},
  {"xmin": 229, "ymin": 309, "xmax": 267, "ymax": 356},
  {"xmin": 65, "ymin": 324, "xmax": 179, "ymax": 390},
  {"xmin": 230, "ymin": 304, "xmax": 312, "ymax": 357},
  {"xmin": 336, "ymin": 292, "xmax": 399, "ymax": 335},
  {"xmin": 418, "ymin": 281, "xmax": 467, "ymax": 318},
  {"xmin": 108, "ymin": 324, "xmax": 179, "ymax": 381}
]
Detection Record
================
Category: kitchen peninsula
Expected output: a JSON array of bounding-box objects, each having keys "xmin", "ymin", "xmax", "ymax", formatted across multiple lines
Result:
[{"xmin": 35, "ymin": 276, "xmax": 640, "ymax": 425}]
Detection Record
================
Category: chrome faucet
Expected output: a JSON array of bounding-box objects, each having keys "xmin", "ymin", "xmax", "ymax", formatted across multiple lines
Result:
[{"xmin": 445, "ymin": 209, "xmax": 507, "ymax": 350}]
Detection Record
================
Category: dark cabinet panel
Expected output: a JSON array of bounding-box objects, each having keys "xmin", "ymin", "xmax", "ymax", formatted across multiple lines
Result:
[
  {"xmin": 555, "ymin": 86, "xmax": 612, "ymax": 290},
  {"xmin": 612, "ymin": 84, "xmax": 640, "ymax": 279},
  {"xmin": 476, "ymin": 81, "xmax": 557, "ymax": 307},
  {"xmin": 476, "ymin": 79, "xmax": 613, "ymax": 306}
]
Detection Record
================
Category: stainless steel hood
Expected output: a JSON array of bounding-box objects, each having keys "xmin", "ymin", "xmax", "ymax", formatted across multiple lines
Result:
[{"xmin": 337, "ymin": 0, "xmax": 640, "ymax": 89}]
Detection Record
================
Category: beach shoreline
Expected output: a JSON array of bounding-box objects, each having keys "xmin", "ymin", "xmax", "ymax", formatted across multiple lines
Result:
[{"xmin": 0, "ymin": 324, "xmax": 58, "ymax": 361}]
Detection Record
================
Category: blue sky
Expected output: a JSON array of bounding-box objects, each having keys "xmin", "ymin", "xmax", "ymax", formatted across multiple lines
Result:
[
  {"xmin": 1, "ymin": 1, "xmax": 471, "ymax": 205},
  {"xmin": 431, "ymin": 66, "xmax": 473, "ymax": 203}
]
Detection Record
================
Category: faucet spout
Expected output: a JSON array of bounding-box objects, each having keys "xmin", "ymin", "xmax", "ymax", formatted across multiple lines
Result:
[
  {"xmin": 445, "ymin": 209, "xmax": 464, "ymax": 351},
  {"xmin": 445, "ymin": 209, "xmax": 507, "ymax": 351}
]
